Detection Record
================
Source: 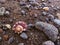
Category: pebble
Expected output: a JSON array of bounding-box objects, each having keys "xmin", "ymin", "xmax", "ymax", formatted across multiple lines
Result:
[
  {"xmin": 20, "ymin": 1, "xmax": 26, "ymax": 6},
  {"xmin": 5, "ymin": 24, "xmax": 11, "ymax": 29},
  {"xmin": 9, "ymin": 19, "xmax": 13, "ymax": 23},
  {"xmin": 28, "ymin": 23, "xmax": 34, "ymax": 27},
  {"xmin": 0, "ymin": 28, "xmax": 3, "ymax": 33},
  {"xmin": 5, "ymin": 11, "xmax": 10, "ymax": 15},
  {"xmin": 53, "ymin": 19, "xmax": 60, "ymax": 25},
  {"xmin": 3, "ymin": 34, "xmax": 9, "ymax": 41},
  {"xmin": 56, "ymin": 13, "xmax": 60, "ymax": 19},
  {"xmin": 34, "ymin": 14, "xmax": 38, "ymax": 18},
  {"xmin": 42, "ymin": 41, "xmax": 55, "ymax": 45},
  {"xmin": 0, "ymin": 37, "xmax": 2, "ymax": 41},
  {"xmin": 35, "ymin": 21, "xmax": 58, "ymax": 41},
  {"xmin": 8, "ymin": 37, "xmax": 14, "ymax": 44},
  {"xmin": 29, "ymin": 0, "xmax": 39, "ymax": 6},
  {"xmin": 2, "ymin": 24, "xmax": 9, "ymax": 31},
  {"xmin": 43, "ymin": 7, "xmax": 49, "ymax": 11},
  {"xmin": 21, "ymin": 10, "xmax": 26, "ymax": 15},
  {"xmin": 18, "ymin": 43, "xmax": 24, "ymax": 45},
  {"xmin": 0, "ymin": 0, "xmax": 6, "ymax": 3},
  {"xmin": 0, "ymin": 7, "xmax": 5, "ymax": 15},
  {"xmin": 48, "ymin": 14, "xmax": 54, "ymax": 21},
  {"xmin": 42, "ymin": 0, "xmax": 45, "ymax": 2},
  {"xmin": 55, "ymin": 36, "xmax": 60, "ymax": 45},
  {"xmin": 29, "ymin": 0, "xmax": 36, "ymax": 2},
  {"xmin": 42, "ymin": 11, "xmax": 47, "ymax": 16},
  {"xmin": 20, "ymin": 32, "xmax": 28, "ymax": 39}
]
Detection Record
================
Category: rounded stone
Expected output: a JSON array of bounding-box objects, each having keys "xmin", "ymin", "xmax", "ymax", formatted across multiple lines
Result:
[
  {"xmin": 53, "ymin": 19, "xmax": 60, "ymax": 25},
  {"xmin": 42, "ymin": 41, "xmax": 55, "ymax": 45},
  {"xmin": 0, "ymin": 7, "xmax": 5, "ymax": 15},
  {"xmin": 43, "ymin": 7, "xmax": 49, "ymax": 11},
  {"xmin": 18, "ymin": 43, "xmax": 24, "ymax": 45},
  {"xmin": 0, "ymin": 37, "xmax": 2, "ymax": 41},
  {"xmin": 8, "ymin": 37, "xmax": 14, "ymax": 44},
  {"xmin": 35, "ymin": 21, "xmax": 58, "ymax": 41},
  {"xmin": 20, "ymin": 32, "xmax": 28, "ymax": 39},
  {"xmin": 3, "ymin": 34, "xmax": 9, "ymax": 41}
]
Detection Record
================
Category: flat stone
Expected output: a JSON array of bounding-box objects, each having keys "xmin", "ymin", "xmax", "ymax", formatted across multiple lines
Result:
[{"xmin": 20, "ymin": 33, "xmax": 28, "ymax": 39}]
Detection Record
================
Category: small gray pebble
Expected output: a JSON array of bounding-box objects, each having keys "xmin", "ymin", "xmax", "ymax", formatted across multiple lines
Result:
[
  {"xmin": 42, "ymin": 11, "xmax": 47, "ymax": 16},
  {"xmin": 42, "ymin": 41, "xmax": 55, "ymax": 45},
  {"xmin": 21, "ymin": 10, "xmax": 26, "ymax": 15},
  {"xmin": 20, "ymin": 33, "xmax": 28, "ymax": 39},
  {"xmin": 8, "ymin": 37, "xmax": 14, "ymax": 44},
  {"xmin": 35, "ymin": 21, "xmax": 58, "ymax": 41},
  {"xmin": 18, "ymin": 43, "xmax": 24, "ymax": 45}
]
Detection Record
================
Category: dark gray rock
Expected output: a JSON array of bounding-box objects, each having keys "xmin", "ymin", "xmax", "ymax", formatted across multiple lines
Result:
[
  {"xmin": 8, "ymin": 37, "xmax": 14, "ymax": 44},
  {"xmin": 35, "ymin": 21, "xmax": 58, "ymax": 41}
]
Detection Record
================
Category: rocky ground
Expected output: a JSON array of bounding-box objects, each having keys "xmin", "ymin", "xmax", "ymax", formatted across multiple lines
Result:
[{"xmin": 0, "ymin": 0, "xmax": 60, "ymax": 45}]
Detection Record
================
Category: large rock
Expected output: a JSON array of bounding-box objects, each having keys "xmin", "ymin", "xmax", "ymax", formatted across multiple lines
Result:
[
  {"xmin": 35, "ymin": 21, "xmax": 58, "ymax": 41},
  {"xmin": 42, "ymin": 41, "xmax": 55, "ymax": 45}
]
